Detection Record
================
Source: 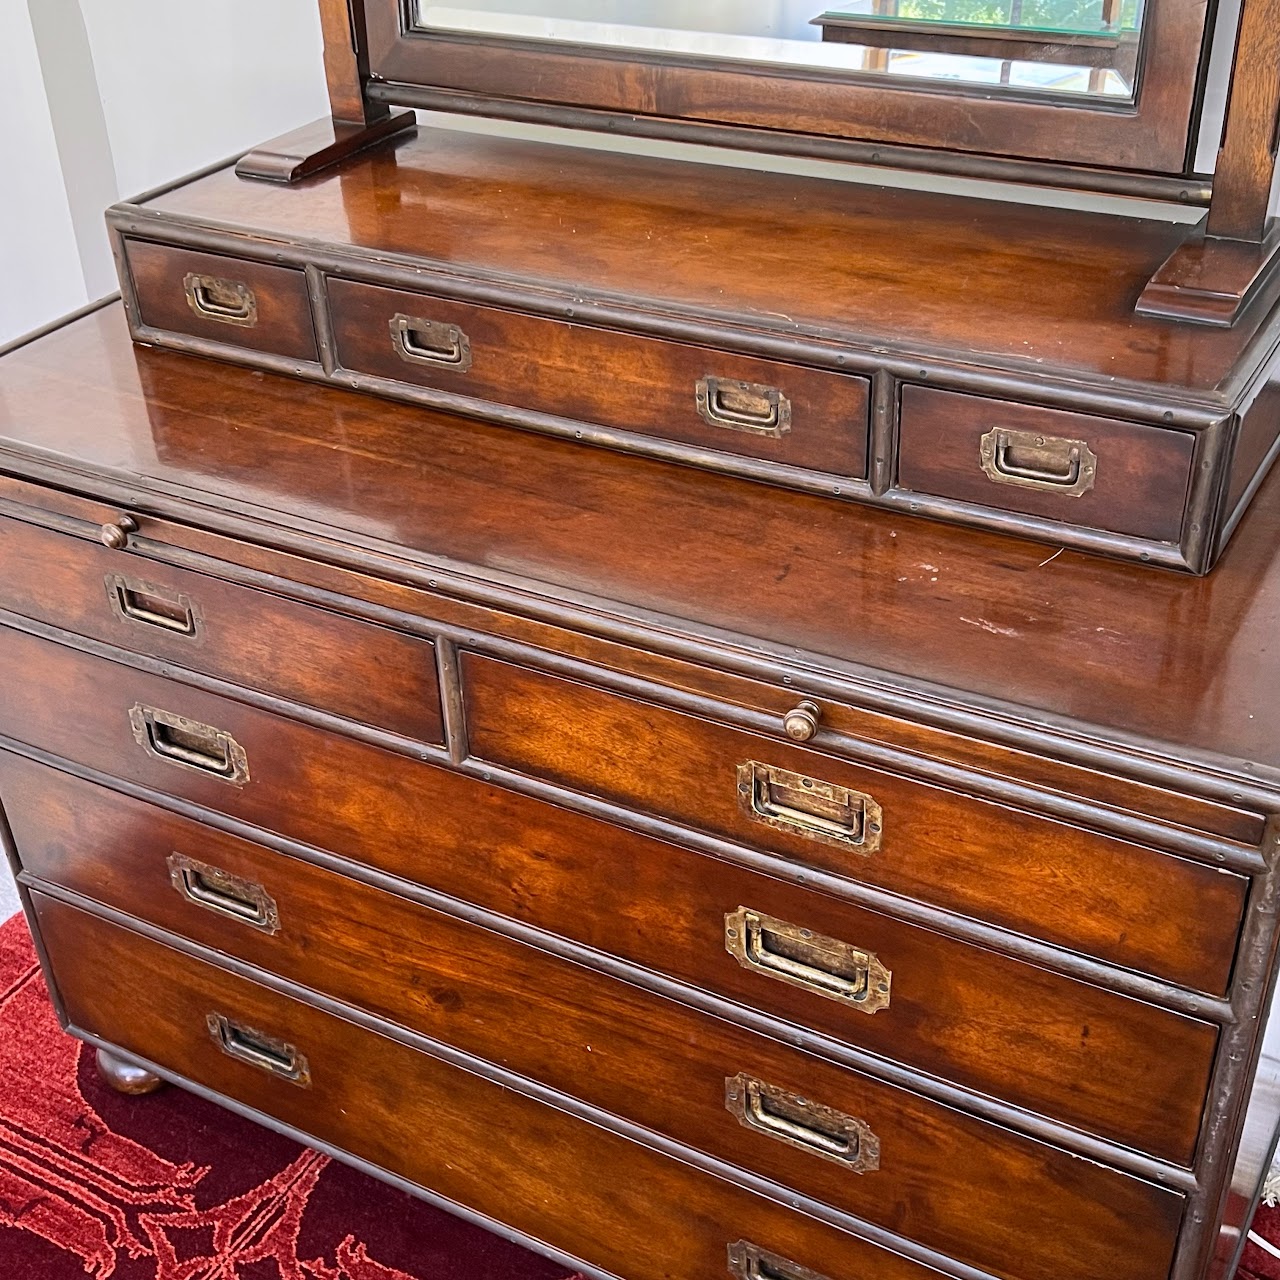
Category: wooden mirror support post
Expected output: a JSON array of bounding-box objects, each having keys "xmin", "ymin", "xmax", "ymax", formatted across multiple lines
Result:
[
  {"xmin": 1137, "ymin": 0, "xmax": 1280, "ymax": 327},
  {"xmin": 236, "ymin": 0, "xmax": 415, "ymax": 183}
]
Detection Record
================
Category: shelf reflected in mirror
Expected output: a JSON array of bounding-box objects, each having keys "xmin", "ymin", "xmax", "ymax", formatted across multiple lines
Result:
[{"xmin": 413, "ymin": 0, "xmax": 1146, "ymax": 100}]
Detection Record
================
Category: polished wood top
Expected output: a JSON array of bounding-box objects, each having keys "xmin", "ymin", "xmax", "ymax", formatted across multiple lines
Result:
[
  {"xmin": 2, "ymin": 303, "xmax": 1279, "ymax": 777},
  {"xmin": 137, "ymin": 127, "xmax": 1278, "ymax": 400}
]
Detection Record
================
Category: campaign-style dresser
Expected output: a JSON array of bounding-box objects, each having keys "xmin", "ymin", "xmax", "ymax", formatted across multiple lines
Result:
[{"xmin": 7, "ymin": 3, "xmax": 1280, "ymax": 1280}]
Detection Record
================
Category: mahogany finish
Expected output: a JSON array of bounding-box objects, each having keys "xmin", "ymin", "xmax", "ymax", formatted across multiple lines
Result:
[
  {"xmin": 2, "ymin": 282, "xmax": 1280, "ymax": 1280},
  {"xmin": 128, "ymin": 132, "xmax": 1254, "ymax": 396},
  {"xmin": 124, "ymin": 241, "xmax": 318, "ymax": 363},
  {"xmin": 326, "ymin": 277, "xmax": 871, "ymax": 478},
  {"xmin": 897, "ymin": 387, "xmax": 1196, "ymax": 542},
  {"xmin": 461, "ymin": 652, "xmax": 1244, "ymax": 995},
  {"xmin": 31, "ymin": 895, "xmax": 963, "ymax": 1280},
  {"xmin": 361, "ymin": 0, "xmax": 1209, "ymax": 178},
  {"xmin": 108, "ymin": 129, "xmax": 1280, "ymax": 570},
  {"xmin": 0, "ymin": 635, "xmax": 1220, "ymax": 1162},
  {"xmin": 0, "ymin": 513, "xmax": 444, "ymax": 744},
  {"xmin": 234, "ymin": 0, "xmax": 416, "ymax": 183},
  {"xmin": 8, "ymin": 758, "xmax": 1185, "ymax": 1280},
  {"xmin": 5, "ymin": 306, "xmax": 1280, "ymax": 773}
]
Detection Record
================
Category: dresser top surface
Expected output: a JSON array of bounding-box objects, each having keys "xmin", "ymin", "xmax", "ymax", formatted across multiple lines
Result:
[
  {"xmin": 134, "ymin": 126, "xmax": 1277, "ymax": 401},
  {"xmin": 3, "ymin": 302, "xmax": 1280, "ymax": 776}
]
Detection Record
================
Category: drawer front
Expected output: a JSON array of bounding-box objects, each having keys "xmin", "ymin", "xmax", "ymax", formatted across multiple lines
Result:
[
  {"xmin": 124, "ymin": 240, "xmax": 318, "ymax": 362},
  {"xmin": 897, "ymin": 386, "xmax": 1195, "ymax": 542},
  {"xmin": 0, "ymin": 515, "xmax": 443, "ymax": 744},
  {"xmin": 34, "ymin": 894, "xmax": 971, "ymax": 1280},
  {"xmin": 460, "ymin": 653, "xmax": 1244, "ymax": 997},
  {"xmin": 327, "ymin": 278, "xmax": 869, "ymax": 478},
  {"xmin": 0, "ymin": 637, "xmax": 1217, "ymax": 1166},
  {"xmin": 6, "ymin": 758, "xmax": 1183, "ymax": 1280}
]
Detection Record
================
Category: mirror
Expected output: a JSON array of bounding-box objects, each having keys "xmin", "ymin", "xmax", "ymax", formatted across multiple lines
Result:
[{"xmin": 413, "ymin": 0, "xmax": 1147, "ymax": 100}]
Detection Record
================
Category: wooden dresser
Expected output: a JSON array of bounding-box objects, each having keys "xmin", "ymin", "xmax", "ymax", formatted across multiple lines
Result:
[
  {"xmin": 0, "ymin": 294, "xmax": 1278, "ymax": 1280},
  {"xmin": 9, "ymin": 2, "xmax": 1280, "ymax": 1278}
]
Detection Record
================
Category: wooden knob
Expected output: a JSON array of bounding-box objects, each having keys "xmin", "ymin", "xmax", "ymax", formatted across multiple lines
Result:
[
  {"xmin": 783, "ymin": 701, "xmax": 821, "ymax": 743},
  {"xmin": 100, "ymin": 514, "xmax": 138, "ymax": 550}
]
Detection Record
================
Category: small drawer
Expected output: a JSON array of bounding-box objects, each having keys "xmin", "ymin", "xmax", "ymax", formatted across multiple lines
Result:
[
  {"xmin": 327, "ymin": 278, "xmax": 869, "ymax": 478},
  {"xmin": 123, "ymin": 240, "xmax": 318, "ymax": 362},
  {"xmin": 12, "ymin": 764, "xmax": 1184, "ymax": 1280},
  {"xmin": 459, "ymin": 653, "xmax": 1245, "ymax": 999},
  {"xmin": 0, "ymin": 647, "xmax": 1218, "ymax": 1166},
  {"xmin": 897, "ymin": 386, "xmax": 1195, "ymax": 543},
  {"xmin": 0, "ymin": 514, "xmax": 442, "ymax": 745},
  {"xmin": 35, "ymin": 893, "xmax": 973, "ymax": 1280}
]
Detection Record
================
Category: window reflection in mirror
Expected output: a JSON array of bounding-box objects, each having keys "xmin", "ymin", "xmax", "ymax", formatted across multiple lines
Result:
[{"xmin": 413, "ymin": 1, "xmax": 1146, "ymax": 101}]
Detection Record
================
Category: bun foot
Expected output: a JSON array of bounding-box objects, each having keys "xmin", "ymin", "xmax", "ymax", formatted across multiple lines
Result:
[{"xmin": 96, "ymin": 1047, "xmax": 164, "ymax": 1095}]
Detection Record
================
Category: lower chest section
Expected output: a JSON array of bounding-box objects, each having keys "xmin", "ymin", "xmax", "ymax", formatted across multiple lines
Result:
[{"xmin": 0, "ymin": 494, "xmax": 1262, "ymax": 1280}]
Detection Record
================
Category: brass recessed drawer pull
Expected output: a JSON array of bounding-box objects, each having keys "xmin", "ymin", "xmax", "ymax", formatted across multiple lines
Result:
[
  {"xmin": 724, "ymin": 908, "xmax": 891, "ymax": 1013},
  {"xmin": 727, "ymin": 1241, "xmax": 833, "ymax": 1280},
  {"xmin": 183, "ymin": 272, "xmax": 258, "ymax": 327},
  {"xmin": 207, "ymin": 1012, "xmax": 310, "ymax": 1086},
  {"xmin": 389, "ymin": 312, "xmax": 473, "ymax": 371},
  {"xmin": 107, "ymin": 574, "xmax": 199, "ymax": 636},
  {"xmin": 737, "ymin": 760, "xmax": 882, "ymax": 853},
  {"xmin": 129, "ymin": 705, "xmax": 250, "ymax": 785},
  {"xmin": 168, "ymin": 852, "xmax": 279, "ymax": 933},
  {"xmin": 697, "ymin": 376, "xmax": 791, "ymax": 437},
  {"xmin": 979, "ymin": 426, "xmax": 1097, "ymax": 496},
  {"xmin": 726, "ymin": 1073, "xmax": 880, "ymax": 1172}
]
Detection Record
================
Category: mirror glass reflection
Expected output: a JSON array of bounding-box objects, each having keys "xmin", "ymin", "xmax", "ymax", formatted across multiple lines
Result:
[{"xmin": 413, "ymin": 1, "xmax": 1146, "ymax": 100}]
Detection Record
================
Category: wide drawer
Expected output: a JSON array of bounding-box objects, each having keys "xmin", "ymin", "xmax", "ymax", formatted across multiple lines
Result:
[
  {"xmin": 327, "ymin": 278, "xmax": 869, "ymax": 478},
  {"xmin": 897, "ymin": 386, "xmax": 1196, "ymax": 543},
  {"xmin": 459, "ymin": 653, "xmax": 1245, "ymax": 996},
  {"xmin": 0, "ymin": 632, "xmax": 1218, "ymax": 1166},
  {"xmin": 33, "ymin": 894, "xmax": 979, "ymax": 1280},
  {"xmin": 0, "ymin": 514, "xmax": 443, "ymax": 744},
  {"xmin": 123, "ymin": 240, "xmax": 318, "ymax": 362},
  {"xmin": 5, "ymin": 757, "xmax": 1183, "ymax": 1280}
]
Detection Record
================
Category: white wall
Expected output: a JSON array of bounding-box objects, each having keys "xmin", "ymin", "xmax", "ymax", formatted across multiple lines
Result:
[
  {"xmin": 1, "ymin": 0, "xmax": 329, "ymax": 347},
  {"xmin": 0, "ymin": 4, "xmax": 94, "ymax": 345}
]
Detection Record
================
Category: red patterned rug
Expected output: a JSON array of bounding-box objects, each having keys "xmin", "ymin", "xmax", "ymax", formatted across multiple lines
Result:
[
  {"xmin": 0, "ymin": 911, "xmax": 583, "ymax": 1279},
  {"xmin": 1244, "ymin": 1202, "xmax": 1280, "ymax": 1280}
]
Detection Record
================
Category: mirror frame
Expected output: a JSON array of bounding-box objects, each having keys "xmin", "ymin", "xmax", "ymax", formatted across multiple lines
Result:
[{"xmin": 363, "ymin": 0, "xmax": 1214, "ymax": 184}]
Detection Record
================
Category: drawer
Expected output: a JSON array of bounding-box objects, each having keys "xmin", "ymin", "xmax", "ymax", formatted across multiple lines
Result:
[
  {"xmin": 0, "ymin": 638, "xmax": 1218, "ymax": 1166},
  {"xmin": 6, "ymin": 758, "xmax": 1184, "ymax": 1280},
  {"xmin": 123, "ymin": 240, "xmax": 318, "ymax": 362},
  {"xmin": 897, "ymin": 386, "xmax": 1195, "ymax": 543},
  {"xmin": 34, "ymin": 894, "xmax": 980, "ymax": 1280},
  {"xmin": 327, "ymin": 278, "xmax": 869, "ymax": 478},
  {"xmin": 459, "ymin": 653, "xmax": 1245, "ymax": 997},
  {"xmin": 0, "ymin": 514, "xmax": 442, "ymax": 744}
]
